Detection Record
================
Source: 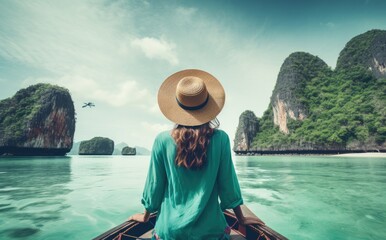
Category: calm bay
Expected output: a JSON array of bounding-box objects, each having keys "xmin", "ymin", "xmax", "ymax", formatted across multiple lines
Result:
[{"xmin": 0, "ymin": 155, "xmax": 385, "ymax": 240}]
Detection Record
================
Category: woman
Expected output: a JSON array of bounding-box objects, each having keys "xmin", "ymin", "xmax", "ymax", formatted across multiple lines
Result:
[{"xmin": 130, "ymin": 69, "xmax": 263, "ymax": 239}]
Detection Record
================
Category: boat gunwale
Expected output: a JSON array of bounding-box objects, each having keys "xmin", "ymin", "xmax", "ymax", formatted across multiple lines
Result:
[{"xmin": 93, "ymin": 206, "xmax": 288, "ymax": 240}]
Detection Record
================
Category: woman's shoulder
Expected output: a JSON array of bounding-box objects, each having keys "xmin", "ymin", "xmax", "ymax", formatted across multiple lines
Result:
[
  {"xmin": 154, "ymin": 130, "xmax": 173, "ymax": 141},
  {"xmin": 151, "ymin": 130, "xmax": 174, "ymax": 151},
  {"xmin": 214, "ymin": 128, "xmax": 228, "ymax": 137},
  {"xmin": 156, "ymin": 130, "xmax": 171, "ymax": 137},
  {"xmin": 154, "ymin": 130, "xmax": 176, "ymax": 146},
  {"xmin": 212, "ymin": 129, "xmax": 230, "ymax": 140}
]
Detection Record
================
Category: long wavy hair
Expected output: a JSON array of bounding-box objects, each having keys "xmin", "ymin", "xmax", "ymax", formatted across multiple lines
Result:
[{"xmin": 171, "ymin": 119, "xmax": 219, "ymax": 169}]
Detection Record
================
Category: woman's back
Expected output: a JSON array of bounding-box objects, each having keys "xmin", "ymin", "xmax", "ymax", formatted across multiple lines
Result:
[
  {"xmin": 141, "ymin": 129, "xmax": 243, "ymax": 239},
  {"xmin": 129, "ymin": 69, "xmax": 246, "ymax": 240}
]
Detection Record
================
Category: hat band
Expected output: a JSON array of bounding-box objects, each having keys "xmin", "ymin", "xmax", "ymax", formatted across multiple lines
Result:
[{"xmin": 176, "ymin": 95, "xmax": 209, "ymax": 111}]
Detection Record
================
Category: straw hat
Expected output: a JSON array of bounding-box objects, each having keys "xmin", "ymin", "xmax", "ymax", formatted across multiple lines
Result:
[{"xmin": 158, "ymin": 69, "xmax": 225, "ymax": 126}]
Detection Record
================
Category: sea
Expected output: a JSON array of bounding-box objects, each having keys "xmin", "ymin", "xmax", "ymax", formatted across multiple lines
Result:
[{"xmin": 0, "ymin": 155, "xmax": 385, "ymax": 240}]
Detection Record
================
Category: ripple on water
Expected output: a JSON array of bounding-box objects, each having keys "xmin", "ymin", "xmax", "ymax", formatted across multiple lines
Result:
[
  {"xmin": 0, "ymin": 206, "xmax": 17, "ymax": 213},
  {"xmin": 0, "ymin": 187, "xmax": 22, "ymax": 192},
  {"xmin": 1, "ymin": 228, "xmax": 40, "ymax": 238},
  {"xmin": 19, "ymin": 200, "xmax": 64, "ymax": 211}
]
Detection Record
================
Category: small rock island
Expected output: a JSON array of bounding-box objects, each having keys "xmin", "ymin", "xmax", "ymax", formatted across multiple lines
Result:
[
  {"xmin": 78, "ymin": 137, "xmax": 114, "ymax": 155},
  {"xmin": 121, "ymin": 146, "xmax": 136, "ymax": 155}
]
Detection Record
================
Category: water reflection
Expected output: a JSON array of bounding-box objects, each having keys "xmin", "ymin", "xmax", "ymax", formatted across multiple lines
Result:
[
  {"xmin": 235, "ymin": 156, "xmax": 288, "ymax": 206},
  {"xmin": 234, "ymin": 155, "xmax": 386, "ymax": 239},
  {"xmin": 0, "ymin": 157, "xmax": 71, "ymax": 239}
]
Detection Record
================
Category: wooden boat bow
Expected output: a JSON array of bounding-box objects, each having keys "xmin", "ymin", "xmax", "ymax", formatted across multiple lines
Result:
[{"xmin": 93, "ymin": 205, "xmax": 287, "ymax": 240}]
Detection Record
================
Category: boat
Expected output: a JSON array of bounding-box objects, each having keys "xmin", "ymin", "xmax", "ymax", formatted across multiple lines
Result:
[{"xmin": 93, "ymin": 205, "xmax": 288, "ymax": 240}]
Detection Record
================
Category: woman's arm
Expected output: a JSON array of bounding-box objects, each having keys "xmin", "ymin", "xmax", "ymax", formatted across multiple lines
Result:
[
  {"xmin": 233, "ymin": 205, "xmax": 246, "ymax": 224},
  {"xmin": 130, "ymin": 135, "xmax": 166, "ymax": 222},
  {"xmin": 128, "ymin": 210, "xmax": 150, "ymax": 222}
]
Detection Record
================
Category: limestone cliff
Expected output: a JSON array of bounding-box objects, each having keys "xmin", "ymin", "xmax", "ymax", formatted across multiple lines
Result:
[
  {"xmin": 270, "ymin": 52, "xmax": 329, "ymax": 134},
  {"xmin": 235, "ymin": 29, "xmax": 386, "ymax": 154},
  {"xmin": 336, "ymin": 29, "xmax": 386, "ymax": 79},
  {"xmin": 78, "ymin": 137, "xmax": 114, "ymax": 155},
  {"xmin": 0, "ymin": 84, "xmax": 75, "ymax": 156},
  {"xmin": 233, "ymin": 110, "xmax": 259, "ymax": 151},
  {"xmin": 122, "ymin": 146, "xmax": 136, "ymax": 155}
]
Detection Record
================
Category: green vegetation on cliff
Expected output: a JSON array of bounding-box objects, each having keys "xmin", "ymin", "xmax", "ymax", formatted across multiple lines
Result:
[
  {"xmin": 233, "ymin": 110, "xmax": 259, "ymax": 151},
  {"xmin": 0, "ymin": 83, "xmax": 75, "ymax": 153},
  {"xmin": 272, "ymin": 52, "xmax": 330, "ymax": 105},
  {"xmin": 79, "ymin": 137, "xmax": 114, "ymax": 155},
  {"xmin": 247, "ymin": 30, "xmax": 386, "ymax": 151},
  {"xmin": 336, "ymin": 29, "xmax": 386, "ymax": 73},
  {"xmin": 1, "ymin": 84, "xmax": 63, "ymax": 143},
  {"xmin": 254, "ymin": 67, "xmax": 386, "ymax": 149}
]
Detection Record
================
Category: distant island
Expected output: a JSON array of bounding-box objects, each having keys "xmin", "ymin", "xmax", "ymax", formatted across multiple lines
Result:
[
  {"xmin": 79, "ymin": 137, "xmax": 114, "ymax": 155},
  {"xmin": 68, "ymin": 141, "xmax": 150, "ymax": 156},
  {"xmin": 234, "ymin": 29, "xmax": 386, "ymax": 154},
  {"xmin": 122, "ymin": 146, "xmax": 136, "ymax": 155}
]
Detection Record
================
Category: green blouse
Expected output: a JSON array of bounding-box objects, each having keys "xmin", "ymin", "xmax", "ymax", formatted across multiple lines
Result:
[{"xmin": 141, "ymin": 129, "xmax": 243, "ymax": 240}]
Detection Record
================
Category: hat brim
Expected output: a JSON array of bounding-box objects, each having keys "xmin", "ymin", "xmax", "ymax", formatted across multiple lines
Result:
[{"xmin": 158, "ymin": 69, "xmax": 225, "ymax": 126}]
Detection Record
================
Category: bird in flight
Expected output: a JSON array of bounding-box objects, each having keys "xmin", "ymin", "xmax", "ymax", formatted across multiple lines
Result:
[{"xmin": 82, "ymin": 102, "xmax": 95, "ymax": 108}]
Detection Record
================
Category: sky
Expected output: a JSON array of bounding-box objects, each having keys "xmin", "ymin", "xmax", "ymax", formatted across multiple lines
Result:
[{"xmin": 1, "ymin": 0, "xmax": 386, "ymax": 150}]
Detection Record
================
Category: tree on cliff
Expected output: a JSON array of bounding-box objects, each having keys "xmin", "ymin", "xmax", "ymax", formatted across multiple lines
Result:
[
  {"xmin": 0, "ymin": 83, "xmax": 75, "ymax": 156},
  {"xmin": 234, "ymin": 29, "xmax": 386, "ymax": 152}
]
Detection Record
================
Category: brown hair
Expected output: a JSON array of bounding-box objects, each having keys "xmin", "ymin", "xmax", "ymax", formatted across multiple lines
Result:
[{"xmin": 171, "ymin": 119, "xmax": 219, "ymax": 169}]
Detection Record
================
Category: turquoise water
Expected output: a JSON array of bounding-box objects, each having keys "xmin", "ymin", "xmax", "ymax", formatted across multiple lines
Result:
[{"xmin": 0, "ymin": 155, "xmax": 385, "ymax": 240}]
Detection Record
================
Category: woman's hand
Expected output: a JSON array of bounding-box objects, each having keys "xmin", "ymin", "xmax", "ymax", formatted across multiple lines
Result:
[
  {"xmin": 128, "ymin": 211, "xmax": 150, "ymax": 222},
  {"xmin": 233, "ymin": 205, "xmax": 265, "ymax": 226},
  {"xmin": 128, "ymin": 213, "xmax": 147, "ymax": 222},
  {"xmin": 239, "ymin": 216, "xmax": 265, "ymax": 226}
]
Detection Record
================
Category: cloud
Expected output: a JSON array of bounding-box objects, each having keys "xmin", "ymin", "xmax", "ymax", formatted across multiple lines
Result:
[
  {"xmin": 141, "ymin": 121, "xmax": 172, "ymax": 133},
  {"xmin": 176, "ymin": 6, "xmax": 197, "ymax": 19},
  {"xmin": 320, "ymin": 22, "xmax": 336, "ymax": 28},
  {"xmin": 0, "ymin": 1, "xmax": 123, "ymax": 73},
  {"xmin": 131, "ymin": 37, "xmax": 179, "ymax": 65},
  {"xmin": 150, "ymin": 103, "xmax": 161, "ymax": 113},
  {"xmin": 22, "ymin": 74, "xmax": 153, "ymax": 108},
  {"xmin": 92, "ymin": 80, "xmax": 151, "ymax": 107}
]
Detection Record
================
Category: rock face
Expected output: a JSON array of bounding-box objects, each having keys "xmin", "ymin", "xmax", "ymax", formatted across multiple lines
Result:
[
  {"xmin": 234, "ymin": 29, "xmax": 386, "ymax": 154},
  {"xmin": 0, "ymin": 83, "xmax": 75, "ymax": 156},
  {"xmin": 78, "ymin": 137, "xmax": 114, "ymax": 155},
  {"xmin": 121, "ymin": 146, "xmax": 136, "ymax": 155},
  {"xmin": 271, "ymin": 52, "xmax": 329, "ymax": 134},
  {"xmin": 233, "ymin": 110, "xmax": 259, "ymax": 151},
  {"xmin": 336, "ymin": 29, "xmax": 386, "ymax": 79}
]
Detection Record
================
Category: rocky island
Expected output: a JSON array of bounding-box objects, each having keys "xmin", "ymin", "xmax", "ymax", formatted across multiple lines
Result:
[
  {"xmin": 78, "ymin": 137, "xmax": 114, "ymax": 155},
  {"xmin": 0, "ymin": 83, "xmax": 75, "ymax": 156},
  {"xmin": 234, "ymin": 29, "xmax": 386, "ymax": 154},
  {"xmin": 233, "ymin": 111, "xmax": 259, "ymax": 151},
  {"xmin": 121, "ymin": 146, "xmax": 136, "ymax": 155}
]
